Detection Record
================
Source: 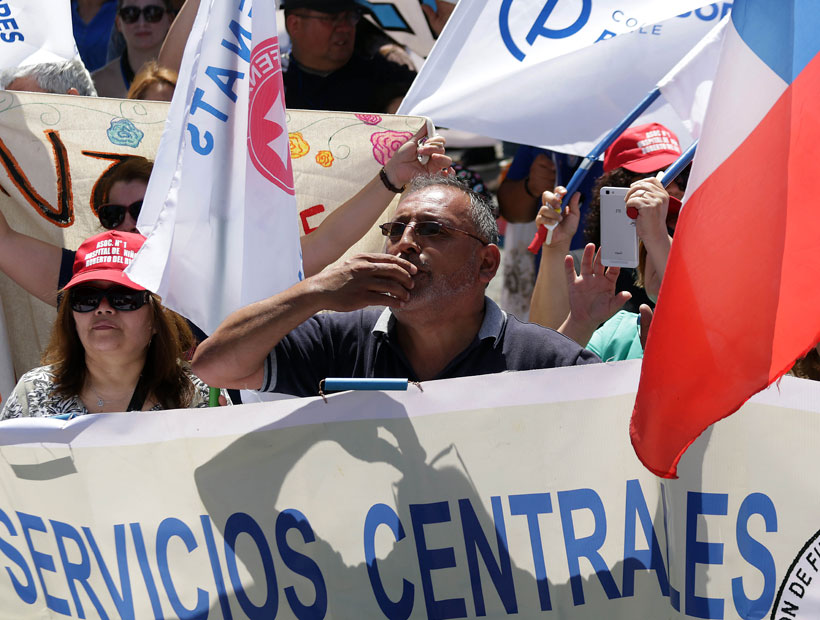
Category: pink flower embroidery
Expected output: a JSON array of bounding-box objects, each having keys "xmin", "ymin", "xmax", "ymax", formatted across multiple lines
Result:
[
  {"xmin": 356, "ymin": 113, "xmax": 382, "ymax": 125},
  {"xmin": 370, "ymin": 130, "xmax": 413, "ymax": 166}
]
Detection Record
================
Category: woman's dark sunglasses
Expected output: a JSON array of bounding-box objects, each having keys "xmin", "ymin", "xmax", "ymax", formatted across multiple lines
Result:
[
  {"xmin": 97, "ymin": 200, "xmax": 142, "ymax": 230},
  {"xmin": 69, "ymin": 286, "xmax": 149, "ymax": 313},
  {"xmin": 379, "ymin": 220, "xmax": 487, "ymax": 245},
  {"xmin": 118, "ymin": 5, "xmax": 167, "ymax": 24}
]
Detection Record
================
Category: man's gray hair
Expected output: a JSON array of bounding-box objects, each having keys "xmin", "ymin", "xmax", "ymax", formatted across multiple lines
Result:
[
  {"xmin": 401, "ymin": 173, "xmax": 499, "ymax": 245},
  {"xmin": 0, "ymin": 59, "xmax": 97, "ymax": 96}
]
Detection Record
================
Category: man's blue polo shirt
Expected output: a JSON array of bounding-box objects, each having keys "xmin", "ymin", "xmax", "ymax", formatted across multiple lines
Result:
[{"xmin": 262, "ymin": 298, "xmax": 600, "ymax": 397}]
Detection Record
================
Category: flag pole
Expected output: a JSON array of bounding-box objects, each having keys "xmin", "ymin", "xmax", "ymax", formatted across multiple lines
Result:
[
  {"xmin": 527, "ymin": 87, "xmax": 661, "ymax": 253},
  {"xmin": 657, "ymin": 140, "xmax": 697, "ymax": 188}
]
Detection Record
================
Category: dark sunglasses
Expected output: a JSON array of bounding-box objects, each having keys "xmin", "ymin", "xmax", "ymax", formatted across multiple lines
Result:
[
  {"xmin": 97, "ymin": 200, "xmax": 142, "ymax": 230},
  {"xmin": 118, "ymin": 5, "xmax": 167, "ymax": 24},
  {"xmin": 69, "ymin": 286, "xmax": 149, "ymax": 313},
  {"xmin": 379, "ymin": 220, "xmax": 487, "ymax": 245}
]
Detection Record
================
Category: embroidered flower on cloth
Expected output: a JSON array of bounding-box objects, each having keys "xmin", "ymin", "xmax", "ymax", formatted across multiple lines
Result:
[
  {"xmin": 106, "ymin": 118, "xmax": 144, "ymax": 148},
  {"xmin": 315, "ymin": 150, "xmax": 334, "ymax": 167},
  {"xmin": 370, "ymin": 130, "xmax": 412, "ymax": 166},
  {"xmin": 289, "ymin": 132, "xmax": 310, "ymax": 159}
]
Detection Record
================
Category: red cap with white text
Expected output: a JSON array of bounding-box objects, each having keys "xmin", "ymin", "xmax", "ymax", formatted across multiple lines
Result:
[
  {"xmin": 64, "ymin": 231, "xmax": 147, "ymax": 290},
  {"xmin": 603, "ymin": 123, "xmax": 682, "ymax": 173}
]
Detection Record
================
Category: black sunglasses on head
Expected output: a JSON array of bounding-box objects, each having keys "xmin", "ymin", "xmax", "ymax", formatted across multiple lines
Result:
[
  {"xmin": 379, "ymin": 220, "xmax": 488, "ymax": 245},
  {"xmin": 69, "ymin": 286, "xmax": 149, "ymax": 313},
  {"xmin": 118, "ymin": 5, "xmax": 167, "ymax": 24},
  {"xmin": 97, "ymin": 200, "xmax": 142, "ymax": 230}
]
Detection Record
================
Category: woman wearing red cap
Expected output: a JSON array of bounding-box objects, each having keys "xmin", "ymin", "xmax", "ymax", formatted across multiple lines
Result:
[
  {"xmin": 1, "ymin": 231, "xmax": 214, "ymax": 419},
  {"xmin": 528, "ymin": 123, "xmax": 685, "ymax": 361}
]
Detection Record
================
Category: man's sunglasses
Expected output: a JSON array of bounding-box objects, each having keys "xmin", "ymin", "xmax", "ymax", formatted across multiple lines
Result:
[
  {"xmin": 379, "ymin": 221, "xmax": 488, "ymax": 245},
  {"xmin": 118, "ymin": 5, "xmax": 167, "ymax": 24},
  {"xmin": 70, "ymin": 286, "xmax": 150, "ymax": 313},
  {"xmin": 291, "ymin": 8, "xmax": 363, "ymax": 27},
  {"xmin": 97, "ymin": 200, "xmax": 142, "ymax": 230}
]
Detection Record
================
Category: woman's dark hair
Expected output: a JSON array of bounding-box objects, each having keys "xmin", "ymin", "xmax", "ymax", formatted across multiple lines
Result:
[
  {"xmin": 42, "ymin": 294, "xmax": 197, "ymax": 410},
  {"xmin": 91, "ymin": 156, "xmax": 154, "ymax": 213},
  {"xmin": 127, "ymin": 61, "xmax": 177, "ymax": 100}
]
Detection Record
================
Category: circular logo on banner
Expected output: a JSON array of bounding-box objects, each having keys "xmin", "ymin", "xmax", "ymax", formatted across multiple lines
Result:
[
  {"xmin": 772, "ymin": 528, "xmax": 820, "ymax": 618},
  {"xmin": 248, "ymin": 37, "xmax": 295, "ymax": 195}
]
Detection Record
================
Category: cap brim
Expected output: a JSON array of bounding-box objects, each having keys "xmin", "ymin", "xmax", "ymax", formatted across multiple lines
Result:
[
  {"xmin": 622, "ymin": 152, "xmax": 681, "ymax": 174},
  {"xmin": 63, "ymin": 269, "xmax": 146, "ymax": 291}
]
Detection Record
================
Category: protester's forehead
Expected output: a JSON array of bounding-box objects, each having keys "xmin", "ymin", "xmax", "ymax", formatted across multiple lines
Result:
[{"xmin": 396, "ymin": 185, "xmax": 469, "ymax": 221}]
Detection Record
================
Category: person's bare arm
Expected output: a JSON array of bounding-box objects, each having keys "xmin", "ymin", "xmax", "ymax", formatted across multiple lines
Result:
[
  {"xmin": 192, "ymin": 253, "xmax": 417, "ymax": 389},
  {"xmin": 300, "ymin": 126, "xmax": 450, "ymax": 277},
  {"xmin": 528, "ymin": 187, "xmax": 579, "ymax": 328},
  {"xmin": 158, "ymin": 0, "xmax": 201, "ymax": 73},
  {"xmin": 0, "ymin": 209, "xmax": 63, "ymax": 306},
  {"xmin": 497, "ymin": 153, "xmax": 555, "ymax": 223},
  {"xmin": 625, "ymin": 177, "xmax": 672, "ymax": 302}
]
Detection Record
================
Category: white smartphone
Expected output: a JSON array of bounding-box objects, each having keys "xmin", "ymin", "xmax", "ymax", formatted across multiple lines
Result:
[{"xmin": 600, "ymin": 186, "xmax": 638, "ymax": 268}]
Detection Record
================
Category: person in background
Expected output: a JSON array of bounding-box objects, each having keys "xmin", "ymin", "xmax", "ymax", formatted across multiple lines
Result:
[
  {"xmin": 0, "ymin": 59, "xmax": 97, "ymax": 96},
  {"xmin": 159, "ymin": 0, "xmax": 416, "ymax": 113},
  {"xmin": 0, "ymin": 231, "xmax": 220, "ymax": 419},
  {"xmin": 72, "ymin": 0, "xmax": 118, "ymax": 72},
  {"xmin": 127, "ymin": 60, "xmax": 177, "ymax": 101},
  {"xmin": 529, "ymin": 175, "xmax": 674, "ymax": 362},
  {"xmin": 93, "ymin": 0, "xmax": 174, "ymax": 98}
]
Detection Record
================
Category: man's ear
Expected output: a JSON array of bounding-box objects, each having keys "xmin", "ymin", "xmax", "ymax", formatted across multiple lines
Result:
[
  {"xmin": 66, "ymin": 87, "xmax": 80, "ymax": 96},
  {"xmin": 478, "ymin": 243, "xmax": 501, "ymax": 285}
]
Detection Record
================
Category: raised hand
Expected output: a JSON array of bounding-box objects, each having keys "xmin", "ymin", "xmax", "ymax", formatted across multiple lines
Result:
[
  {"xmin": 535, "ymin": 186, "xmax": 580, "ymax": 249},
  {"xmin": 383, "ymin": 125, "xmax": 452, "ymax": 189},
  {"xmin": 560, "ymin": 244, "xmax": 631, "ymax": 345}
]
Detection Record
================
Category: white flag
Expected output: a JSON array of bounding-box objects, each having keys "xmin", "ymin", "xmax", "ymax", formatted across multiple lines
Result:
[
  {"xmin": 0, "ymin": 1, "xmax": 78, "ymax": 70},
  {"xmin": 128, "ymin": 0, "xmax": 303, "ymax": 335},
  {"xmin": 657, "ymin": 16, "xmax": 728, "ymax": 141},
  {"xmin": 399, "ymin": 0, "xmax": 730, "ymax": 155}
]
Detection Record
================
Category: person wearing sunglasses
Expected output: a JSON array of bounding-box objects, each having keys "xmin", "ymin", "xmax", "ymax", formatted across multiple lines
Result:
[
  {"xmin": 193, "ymin": 174, "xmax": 599, "ymax": 398},
  {"xmin": 92, "ymin": 0, "xmax": 174, "ymax": 98},
  {"xmin": 0, "ymin": 231, "xmax": 223, "ymax": 420},
  {"xmin": 0, "ymin": 156, "xmax": 152, "ymax": 310},
  {"xmin": 159, "ymin": 0, "xmax": 416, "ymax": 113}
]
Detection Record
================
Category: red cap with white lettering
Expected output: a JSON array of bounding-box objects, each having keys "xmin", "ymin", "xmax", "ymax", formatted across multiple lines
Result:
[
  {"xmin": 64, "ymin": 231, "xmax": 146, "ymax": 290},
  {"xmin": 603, "ymin": 122, "xmax": 682, "ymax": 173}
]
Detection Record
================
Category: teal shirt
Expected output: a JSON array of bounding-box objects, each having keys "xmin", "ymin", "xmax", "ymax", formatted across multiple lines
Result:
[{"xmin": 588, "ymin": 310, "xmax": 644, "ymax": 362}]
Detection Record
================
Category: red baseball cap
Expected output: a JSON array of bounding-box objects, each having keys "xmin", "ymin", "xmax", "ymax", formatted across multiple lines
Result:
[
  {"xmin": 64, "ymin": 231, "xmax": 147, "ymax": 290},
  {"xmin": 603, "ymin": 123, "xmax": 682, "ymax": 173}
]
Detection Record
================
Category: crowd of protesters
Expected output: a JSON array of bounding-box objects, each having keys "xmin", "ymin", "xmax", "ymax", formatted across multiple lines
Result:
[{"xmin": 0, "ymin": 0, "xmax": 817, "ymax": 420}]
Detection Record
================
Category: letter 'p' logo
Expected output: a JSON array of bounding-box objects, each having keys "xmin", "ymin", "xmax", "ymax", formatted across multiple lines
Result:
[{"xmin": 499, "ymin": 0, "xmax": 592, "ymax": 61}]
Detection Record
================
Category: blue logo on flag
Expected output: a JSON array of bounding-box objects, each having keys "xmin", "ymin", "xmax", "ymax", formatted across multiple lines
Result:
[{"xmin": 499, "ymin": 0, "xmax": 592, "ymax": 61}]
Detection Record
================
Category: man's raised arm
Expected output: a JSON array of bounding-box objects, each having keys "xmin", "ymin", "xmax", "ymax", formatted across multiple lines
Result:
[{"xmin": 191, "ymin": 253, "xmax": 417, "ymax": 390}]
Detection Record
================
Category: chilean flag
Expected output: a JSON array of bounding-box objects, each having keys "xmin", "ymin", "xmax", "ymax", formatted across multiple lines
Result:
[{"xmin": 631, "ymin": 0, "xmax": 820, "ymax": 478}]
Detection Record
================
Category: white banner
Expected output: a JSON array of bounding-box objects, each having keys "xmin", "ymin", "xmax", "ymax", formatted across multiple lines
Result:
[
  {"xmin": 0, "ymin": 0, "xmax": 77, "ymax": 70},
  {"xmin": 399, "ymin": 1, "xmax": 732, "ymax": 154},
  {"xmin": 127, "ymin": 0, "xmax": 303, "ymax": 337},
  {"xmin": 1, "ymin": 361, "xmax": 819, "ymax": 618}
]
